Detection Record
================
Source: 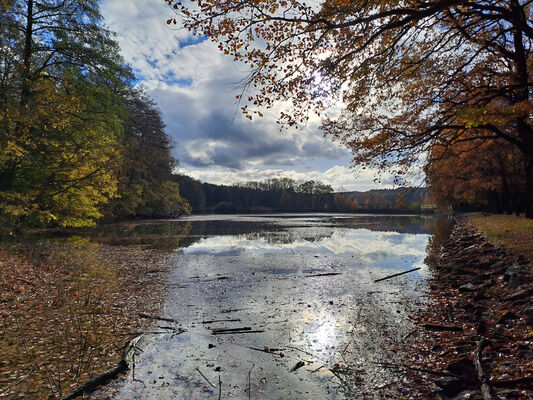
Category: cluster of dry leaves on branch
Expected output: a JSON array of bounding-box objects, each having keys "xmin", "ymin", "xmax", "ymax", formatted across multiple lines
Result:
[{"xmin": 0, "ymin": 238, "xmax": 175, "ymax": 399}]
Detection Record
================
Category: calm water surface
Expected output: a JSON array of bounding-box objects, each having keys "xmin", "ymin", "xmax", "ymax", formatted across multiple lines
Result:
[{"xmin": 95, "ymin": 214, "xmax": 441, "ymax": 399}]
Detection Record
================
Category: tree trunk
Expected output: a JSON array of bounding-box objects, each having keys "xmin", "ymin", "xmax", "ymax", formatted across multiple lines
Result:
[
  {"xmin": 1, "ymin": 0, "xmax": 34, "ymax": 191},
  {"xmin": 20, "ymin": 0, "xmax": 34, "ymax": 108},
  {"xmin": 525, "ymin": 154, "xmax": 533, "ymax": 218},
  {"xmin": 498, "ymin": 156, "xmax": 510, "ymax": 214}
]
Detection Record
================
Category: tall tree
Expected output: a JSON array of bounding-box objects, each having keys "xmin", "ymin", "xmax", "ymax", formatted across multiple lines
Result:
[
  {"xmin": 426, "ymin": 137, "xmax": 525, "ymax": 213},
  {"xmin": 0, "ymin": 0, "xmax": 132, "ymax": 226},
  {"xmin": 109, "ymin": 89, "xmax": 191, "ymax": 218},
  {"xmin": 167, "ymin": 0, "xmax": 533, "ymax": 217}
]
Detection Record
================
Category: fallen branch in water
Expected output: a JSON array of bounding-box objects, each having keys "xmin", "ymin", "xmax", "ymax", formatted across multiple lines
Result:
[
  {"xmin": 137, "ymin": 313, "xmax": 177, "ymax": 323},
  {"xmin": 195, "ymin": 367, "xmax": 216, "ymax": 388},
  {"xmin": 212, "ymin": 327, "xmax": 252, "ymax": 333},
  {"xmin": 241, "ymin": 345, "xmax": 285, "ymax": 356},
  {"xmin": 474, "ymin": 340, "xmax": 497, "ymax": 400},
  {"xmin": 0, "ymin": 363, "xmax": 40, "ymax": 395},
  {"xmin": 374, "ymin": 267, "xmax": 421, "ymax": 283},
  {"xmin": 289, "ymin": 361, "xmax": 305, "ymax": 372},
  {"xmin": 221, "ymin": 308, "xmax": 246, "ymax": 313},
  {"xmin": 201, "ymin": 319, "xmax": 241, "ymax": 324},
  {"xmin": 118, "ymin": 330, "xmax": 183, "ymax": 335},
  {"xmin": 60, "ymin": 335, "xmax": 142, "ymax": 400},
  {"xmin": 421, "ymin": 323, "xmax": 463, "ymax": 332},
  {"xmin": 212, "ymin": 326, "xmax": 265, "ymax": 335},
  {"xmin": 304, "ymin": 272, "xmax": 342, "ymax": 278}
]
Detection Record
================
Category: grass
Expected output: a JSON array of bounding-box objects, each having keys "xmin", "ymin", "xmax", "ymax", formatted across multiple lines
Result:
[{"xmin": 468, "ymin": 213, "xmax": 533, "ymax": 263}]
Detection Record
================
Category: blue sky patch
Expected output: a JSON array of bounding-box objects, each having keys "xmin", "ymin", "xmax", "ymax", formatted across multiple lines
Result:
[{"xmin": 179, "ymin": 36, "xmax": 207, "ymax": 48}]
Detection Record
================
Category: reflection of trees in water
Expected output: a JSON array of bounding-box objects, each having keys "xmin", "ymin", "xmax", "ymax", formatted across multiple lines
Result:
[
  {"xmin": 53, "ymin": 236, "xmax": 114, "ymax": 279},
  {"xmin": 10, "ymin": 221, "xmax": 194, "ymax": 252},
  {"xmin": 14, "ymin": 216, "xmax": 441, "ymax": 254},
  {"xmin": 86, "ymin": 221, "xmax": 193, "ymax": 251},
  {"xmin": 188, "ymin": 220, "xmax": 285, "ymax": 236},
  {"xmin": 425, "ymin": 216, "xmax": 454, "ymax": 266},
  {"xmin": 333, "ymin": 215, "xmax": 435, "ymax": 234},
  {"xmin": 241, "ymin": 231, "xmax": 294, "ymax": 244},
  {"xmin": 88, "ymin": 216, "xmax": 437, "ymax": 251},
  {"xmin": 239, "ymin": 230, "xmax": 335, "ymax": 245}
]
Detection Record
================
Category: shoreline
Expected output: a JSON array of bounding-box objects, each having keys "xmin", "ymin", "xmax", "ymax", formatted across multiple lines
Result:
[
  {"xmin": 0, "ymin": 242, "xmax": 174, "ymax": 399},
  {"xmin": 405, "ymin": 218, "xmax": 532, "ymax": 399}
]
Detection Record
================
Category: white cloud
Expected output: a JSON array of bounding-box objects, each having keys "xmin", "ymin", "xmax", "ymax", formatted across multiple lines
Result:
[
  {"xmin": 101, "ymin": 0, "xmax": 401, "ymax": 190},
  {"xmin": 176, "ymin": 164, "xmax": 396, "ymax": 192}
]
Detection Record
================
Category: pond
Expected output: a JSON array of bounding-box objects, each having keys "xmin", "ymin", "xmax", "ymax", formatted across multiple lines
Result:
[{"xmin": 89, "ymin": 214, "xmax": 443, "ymax": 399}]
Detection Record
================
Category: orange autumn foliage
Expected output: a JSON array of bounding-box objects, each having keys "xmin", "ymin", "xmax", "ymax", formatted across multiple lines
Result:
[{"xmin": 165, "ymin": 0, "xmax": 533, "ymax": 217}]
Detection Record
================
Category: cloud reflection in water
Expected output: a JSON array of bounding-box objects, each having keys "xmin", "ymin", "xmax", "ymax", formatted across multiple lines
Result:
[{"xmin": 183, "ymin": 228, "xmax": 430, "ymax": 272}]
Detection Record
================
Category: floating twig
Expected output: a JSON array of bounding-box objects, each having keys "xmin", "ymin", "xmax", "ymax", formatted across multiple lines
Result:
[
  {"xmin": 212, "ymin": 327, "xmax": 252, "ymax": 333},
  {"xmin": 221, "ymin": 308, "xmax": 246, "ymax": 313},
  {"xmin": 289, "ymin": 361, "xmax": 305, "ymax": 372},
  {"xmin": 137, "ymin": 313, "xmax": 177, "ymax": 323},
  {"xmin": 241, "ymin": 345, "xmax": 285, "ymax": 356},
  {"xmin": 247, "ymin": 364, "xmax": 254, "ymax": 400},
  {"xmin": 212, "ymin": 328, "xmax": 265, "ymax": 335},
  {"xmin": 304, "ymin": 272, "xmax": 342, "ymax": 278},
  {"xmin": 195, "ymin": 368, "xmax": 216, "ymax": 388},
  {"xmin": 201, "ymin": 319, "xmax": 241, "ymax": 324},
  {"xmin": 374, "ymin": 267, "xmax": 421, "ymax": 283}
]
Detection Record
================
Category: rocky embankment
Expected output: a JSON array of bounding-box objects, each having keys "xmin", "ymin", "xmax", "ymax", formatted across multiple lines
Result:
[{"xmin": 410, "ymin": 219, "xmax": 532, "ymax": 400}]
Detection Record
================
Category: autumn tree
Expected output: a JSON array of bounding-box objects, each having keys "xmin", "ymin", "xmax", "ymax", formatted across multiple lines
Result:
[
  {"xmin": 395, "ymin": 195, "xmax": 408, "ymax": 209},
  {"xmin": 426, "ymin": 136, "xmax": 526, "ymax": 213},
  {"xmin": 108, "ymin": 89, "xmax": 191, "ymax": 218},
  {"xmin": 0, "ymin": 0, "xmax": 133, "ymax": 225},
  {"xmin": 166, "ymin": 0, "xmax": 533, "ymax": 217}
]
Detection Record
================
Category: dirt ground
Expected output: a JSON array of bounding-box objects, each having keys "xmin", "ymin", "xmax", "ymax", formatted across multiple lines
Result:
[{"xmin": 0, "ymin": 238, "xmax": 175, "ymax": 399}]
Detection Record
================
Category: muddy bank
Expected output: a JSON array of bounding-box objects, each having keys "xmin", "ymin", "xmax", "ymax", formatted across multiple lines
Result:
[
  {"xmin": 0, "ymin": 241, "xmax": 175, "ymax": 399},
  {"xmin": 406, "ymin": 218, "xmax": 532, "ymax": 399}
]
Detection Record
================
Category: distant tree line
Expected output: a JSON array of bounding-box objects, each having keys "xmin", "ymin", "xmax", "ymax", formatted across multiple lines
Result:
[
  {"xmin": 236, "ymin": 177, "xmax": 333, "ymax": 194},
  {"xmin": 173, "ymin": 175, "xmax": 430, "ymax": 214},
  {"xmin": 0, "ymin": 0, "xmax": 190, "ymax": 227}
]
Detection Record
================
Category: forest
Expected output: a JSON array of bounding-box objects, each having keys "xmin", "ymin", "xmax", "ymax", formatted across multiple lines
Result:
[
  {"xmin": 174, "ymin": 175, "xmax": 431, "ymax": 213},
  {"xmin": 0, "ymin": 0, "xmax": 431, "ymax": 228},
  {"xmin": 2, "ymin": 0, "xmax": 532, "ymax": 229},
  {"xmin": 0, "ymin": 0, "xmax": 190, "ymax": 227}
]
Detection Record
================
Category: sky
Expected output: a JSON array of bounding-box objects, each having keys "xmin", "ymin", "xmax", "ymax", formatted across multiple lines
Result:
[{"xmin": 100, "ymin": 0, "xmax": 397, "ymax": 191}]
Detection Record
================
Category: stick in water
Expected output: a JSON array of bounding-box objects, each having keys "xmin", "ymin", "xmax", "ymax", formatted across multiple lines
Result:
[{"xmin": 374, "ymin": 267, "xmax": 421, "ymax": 283}]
